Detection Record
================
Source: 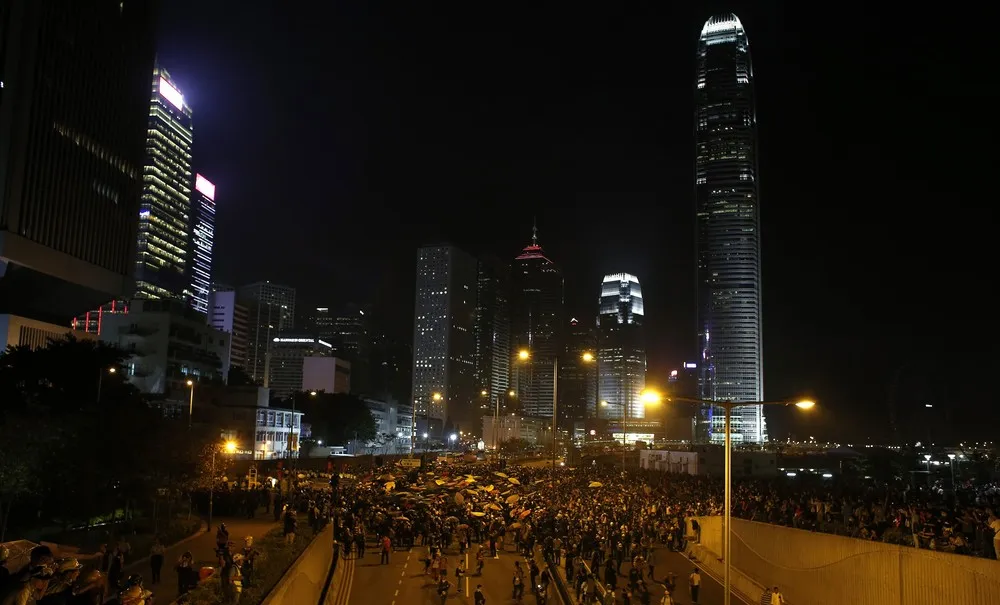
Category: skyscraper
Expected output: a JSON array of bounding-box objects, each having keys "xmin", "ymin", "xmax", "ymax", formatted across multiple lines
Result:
[
  {"xmin": 188, "ymin": 174, "xmax": 215, "ymax": 314},
  {"xmin": 561, "ymin": 317, "xmax": 597, "ymax": 425},
  {"xmin": 310, "ymin": 303, "xmax": 370, "ymax": 393},
  {"xmin": 238, "ymin": 281, "xmax": 296, "ymax": 384},
  {"xmin": 0, "ymin": 0, "xmax": 156, "ymax": 325},
  {"xmin": 694, "ymin": 14, "xmax": 765, "ymax": 444},
  {"xmin": 509, "ymin": 225, "xmax": 564, "ymax": 419},
  {"xmin": 134, "ymin": 67, "xmax": 193, "ymax": 304},
  {"xmin": 473, "ymin": 256, "xmax": 510, "ymax": 419},
  {"xmin": 410, "ymin": 245, "xmax": 477, "ymax": 436},
  {"xmin": 597, "ymin": 273, "xmax": 646, "ymax": 420}
]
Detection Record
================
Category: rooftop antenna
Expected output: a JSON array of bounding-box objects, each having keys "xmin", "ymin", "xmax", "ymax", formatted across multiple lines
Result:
[{"xmin": 532, "ymin": 217, "xmax": 538, "ymax": 246}]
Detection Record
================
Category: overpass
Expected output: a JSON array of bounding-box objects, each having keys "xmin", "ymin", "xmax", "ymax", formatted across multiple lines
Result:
[{"xmin": 690, "ymin": 516, "xmax": 1000, "ymax": 605}]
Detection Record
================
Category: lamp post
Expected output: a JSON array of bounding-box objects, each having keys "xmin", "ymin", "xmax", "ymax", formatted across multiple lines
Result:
[
  {"xmin": 493, "ymin": 390, "xmax": 515, "ymax": 455},
  {"xmin": 518, "ymin": 349, "xmax": 559, "ymax": 479},
  {"xmin": 667, "ymin": 396, "xmax": 815, "ymax": 605},
  {"xmin": 186, "ymin": 379, "xmax": 196, "ymax": 428},
  {"xmin": 581, "ymin": 352, "xmax": 599, "ymax": 439},
  {"xmin": 947, "ymin": 453, "xmax": 956, "ymax": 490},
  {"xmin": 209, "ymin": 440, "xmax": 238, "ymax": 531},
  {"xmin": 96, "ymin": 367, "xmax": 116, "ymax": 403}
]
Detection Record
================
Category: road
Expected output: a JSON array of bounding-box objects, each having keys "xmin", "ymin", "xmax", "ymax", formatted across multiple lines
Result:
[
  {"xmin": 333, "ymin": 539, "xmax": 552, "ymax": 605},
  {"xmin": 556, "ymin": 546, "xmax": 757, "ymax": 605}
]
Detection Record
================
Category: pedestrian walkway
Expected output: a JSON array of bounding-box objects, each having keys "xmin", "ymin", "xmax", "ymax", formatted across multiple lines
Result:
[{"xmin": 123, "ymin": 516, "xmax": 278, "ymax": 604}]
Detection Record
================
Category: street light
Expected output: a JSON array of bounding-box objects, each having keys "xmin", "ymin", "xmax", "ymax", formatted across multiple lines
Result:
[
  {"xmin": 924, "ymin": 453, "xmax": 932, "ymax": 473},
  {"xmin": 518, "ymin": 348, "xmax": 559, "ymax": 478},
  {"xmin": 96, "ymin": 366, "xmax": 117, "ymax": 403},
  {"xmin": 581, "ymin": 352, "xmax": 599, "ymax": 434},
  {"xmin": 948, "ymin": 453, "xmax": 957, "ymax": 489},
  {"xmin": 209, "ymin": 440, "xmax": 238, "ymax": 530},
  {"xmin": 186, "ymin": 379, "xmax": 195, "ymax": 429},
  {"xmin": 665, "ymin": 395, "xmax": 815, "ymax": 605}
]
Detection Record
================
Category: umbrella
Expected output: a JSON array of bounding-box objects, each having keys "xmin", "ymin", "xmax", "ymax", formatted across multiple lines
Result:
[
  {"xmin": 384, "ymin": 481, "xmax": 396, "ymax": 491},
  {"xmin": 457, "ymin": 523, "xmax": 470, "ymax": 530},
  {"xmin": 493, "ymin": 471, "xmax": 508, "ymax": 478},
  {"xmin": 533, "ymin": 480, "xmax": 545, "ymax": 485},
  {"xmin": 455, "ymin": 493, "xmax": 465, "ymax": 505},
  {"xmin": 378, "ymin": 474, "xmax": 395, "ymax": 481},
  {"xmin": 507, "ymin": 478, "xmax": 521, "ymax": 485},
  {"xmin": 435, "ymin": 479, "xmax": 446, "ymax": 486},
  {"xmin": 486, "ymin": 503, "xmax": 502, "ymax": 511},
  {"xmin": 506, "ymin": 494, "xmax": 520, "ymax": 504},
  {"xmin": 483, "ymin": 485, "xmax": 495, "ymax": 492},
  {"xmin": 643, "ymin": 486, "xmax": 652, "ymax": 495},
  {"xmin": 509, "ymin": 522, "xmax": 522, "ymax": 529},
  {"xmin": 445, "ymin": 516, "xmax": 459, "ymax": 523},
  {"xmin": 471, "ymin": 511, "xmax": 486, "ymax": 517},
  {"xmin": 588, "ymin": 481, "xmax": 603, "ymax": 488},
  {"xmin": 519, "ymin": 510, "xmax": 532, "ymax": 519}
]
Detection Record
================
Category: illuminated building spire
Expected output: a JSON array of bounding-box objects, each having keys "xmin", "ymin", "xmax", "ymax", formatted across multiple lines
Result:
[{"xmin": 532, "ymin": 217, "xmax": 538, "ymax": 246}]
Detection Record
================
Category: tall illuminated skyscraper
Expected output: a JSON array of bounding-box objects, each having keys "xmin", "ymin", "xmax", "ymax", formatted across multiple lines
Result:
[
  {"xmin": 188, "ymin": 174, "xmax": 215, "ymax": 314},
  {"xmin": 597, "ymin": 273, "xmax": 646, "ymax": 420},
  {"xmin": 694, "ymin": 14, "xmax": 765, "ymax": 444},
  {"xmin": 134, "ymin": 67, "xmax": 193, "ymax": 304},
  {"xmin": 509, "ymin": 224, "xmax": 564, "ymax": 420}
]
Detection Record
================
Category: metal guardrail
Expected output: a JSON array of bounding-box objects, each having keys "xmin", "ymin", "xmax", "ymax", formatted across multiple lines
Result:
[{"xmin": 542, "ymin": 551, "xmax": 573, "ymax": 605}]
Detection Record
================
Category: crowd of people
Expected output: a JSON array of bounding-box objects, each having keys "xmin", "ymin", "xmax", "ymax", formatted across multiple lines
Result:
[{"xmin": 325, "ymin": 457, "xmax": 1000, "ymax": 604}]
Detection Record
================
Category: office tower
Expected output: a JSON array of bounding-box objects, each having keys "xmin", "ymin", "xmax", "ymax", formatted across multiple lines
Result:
[
  {"xmin": 509, "ymin": 224, "xmax": 564, "ymax": 419},
  {"xmin": 238, "ymin": 281, "xmax": 296, "ymax": 384},
  {"xmin": 410, "ymin": 244, "xmax": 477, "ymax": 436},
  {"xmin": 134, "ymin": 66, "xmax": 193, "ymax": 303},
  {"xmin": 561, "ymin": 317, "xmax": 597, "ymax": 424},
  {"xmin": 188, "ymin": 174, "xmax": 215, "ymax": 314},
  {"xmin": 208, "ymin": 289, "xmax": 249, "ymax": 374},
  {"xmin": 0, "ymin": 0, "xmax": 156, "ymax": 331},
  {"xmin": 371, "ymin": 332, "xmax": 412, "ymax": 405},
  {"xmin": 71, "ymin": 300, "xmax": 130, "ymax": 335},
  {"xmin": 310, "ymin": 303, "xmax": 370, "ymax": 393},
  {"xmin": 597, "ymin": 273, "xmax": 646, "ymax": 420},
  {"xmin": 695, "ymin": 14, "xmax": 766, "ymax": 443},
  {"xmin": 669, "ymin": 362, "xmax": 699, "ymax": 441},
  {"xmin": 268, "ymin": 336, "xmax": 333, "ymax": 399},
  {"xmin": 473, "ymin": 256, "xmax": 510, "ymax": 419}
]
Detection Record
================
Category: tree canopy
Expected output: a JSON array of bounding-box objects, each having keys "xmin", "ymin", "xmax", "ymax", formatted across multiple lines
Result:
[
  {"xmin": 287, "ymin": 391, "xmax": 377, "ymax": 447},
  {"xmin": 0, "ymin": 336, "xmax": 216, "ymax": 539}
]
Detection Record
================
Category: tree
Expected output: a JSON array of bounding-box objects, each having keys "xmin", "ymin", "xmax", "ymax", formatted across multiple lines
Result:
[
  {"xmin": 226, "ymin": 366, "xmax": 256, "ymax": 387},
  {"xmin": 292, "ymin": 391, "xmax": 377, "ymax": 447}
]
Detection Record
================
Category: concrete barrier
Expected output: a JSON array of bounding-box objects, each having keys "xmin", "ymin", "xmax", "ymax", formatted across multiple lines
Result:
[
  {"xmin": 260, "ymin": 524, "xmax": 334, "ymax": 605},
  {"xmin": 693, "ymin": 515, "xmax": 1000, "ymax": 605}
]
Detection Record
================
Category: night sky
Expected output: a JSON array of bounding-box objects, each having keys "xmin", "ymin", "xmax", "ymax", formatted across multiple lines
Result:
[{"xmin": 157, "ymin": 2, "xmax": 994, "ymax": 443}]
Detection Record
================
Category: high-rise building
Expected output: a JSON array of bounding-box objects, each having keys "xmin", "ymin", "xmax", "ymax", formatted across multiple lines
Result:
[
  {"xmin": 509, "ymin": 225, "xmax": 564, "ymax": 420},
  {"xmin": 371, "ymin": 332, "xmax": 412, "ymax": 406},
  {"xmin": 695, "ymin": 14, "xmax": 766, "ymax": 444},
  {"xmin": 208, "ymin": 289, "xmax": 249, "ymax": 375},
  {"xmin": 597, "ymin": 273, "xmax": 646, "ymax": 420},
  {"xmin": 410, "ymin": 244, "xmax": 477, "ymax": 436},
  {"xmin": 0, "ymin": 0, "xmax": 156, "ymax": 327},
  {"xmin": 561, "ymin": 317, "xmax": 597, "ymax": 424},
  {"xmin": 238, "ymin": 281, "xmax": 296, "ymax": 384},
  {"xmin": 268, "ymin": 335, "xmax": 332, "ymax": 400},
  {"xmin": 188, "ymin": 174, "xmax": 215, "ymax": 314},
  {"xmin": 669, "ymin": 362, "xmax": 699, "ymax": 441},
  {"xmin": 310, "ymin": 303, "xmax": 370, "ymax": 393},
  {"xmin": 473, "ymin": 256, "xmax": 510, "ymax": 420},
  {"xmin": 134, "ymin": 66, "xmax": 193, "ymax": 304}
]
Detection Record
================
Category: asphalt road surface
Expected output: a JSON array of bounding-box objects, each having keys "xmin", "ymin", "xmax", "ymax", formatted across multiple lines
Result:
[{"xmin": 335, "ymin": 540, "xmax": 551, "ymax": 605}]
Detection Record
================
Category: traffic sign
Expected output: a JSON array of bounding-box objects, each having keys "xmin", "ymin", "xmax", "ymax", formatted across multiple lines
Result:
[{"xmin": 399, "ymin": 458, "xmax": 421, "ymax": 468}]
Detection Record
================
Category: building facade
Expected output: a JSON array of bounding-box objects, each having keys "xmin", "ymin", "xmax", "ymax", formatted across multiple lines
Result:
[
  {"xmin": 238, "ymin": 281, "xmax": 296, "ymax": 384},
  {"xmin": 207, "ymin": 289, "xmax": 249, "ymax": 375},
  {"xmin": 187, "ymin": 174, "xmax": 215, "ymax": 314},
  {"xmin": 370, "ymin": 333, "xmax": 411, "ymax": 405},
  {"xmin": 268, "ymin": 336, "xmax": 332, "ymax": 400},
  {"xmin": 597, "ymin": 273, "xmax": 646, "ymax": 420},
  {"xmin": 303, "ymin": 356, "xmax": 351, "ymax": 394},
  {"xmin": 410, "ymin": 244, "xmax": 477, "ymax": 436},
  {"xmin": 99, "ymin": 298, "xmax": 230, "ymax": 413},
  {"xmin": 0, "ymin": 0, "xmax": 156, "ymax": 324},
  {"xmin": 695, "ymin": 14, "xmax": 766, "ymax": 443},
  {"xmin": 509, "ymin": 225, "xmax": 564, "ymax": 419},
  {"xmin": 310, "ymin": 303, "xmax": 370, "ymax": 394},
  {"xmin": 134, "ymin": 67, "xmax": 193, "ymax": 304},
  {"xmin": 71, "ymin": 300, "xmax": 130, "ymax": 335},
  {"xmin": 561, "ymin": 317, "xmax": 597, "ymax": 425},
  {"xmin": 363, "ymin": 398, "xmax": 413, "ymax": 454},
  {"xmin": 473, "ymin": 256, "xmax": 510, "ymax": 421}
]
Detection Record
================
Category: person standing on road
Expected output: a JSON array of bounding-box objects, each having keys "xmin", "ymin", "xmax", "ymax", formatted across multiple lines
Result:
[
  {"xmin": 149, "ymin": 538, "xmax": 164, "ymax": 585},
  {"xmin": 769, "ymin": 585, "xmax": 786, "ymax": 605},
  {"xmin": 380, "ymin": 535, "xmax": 391, "ymax": 564},
  {"xmin": 474, "ymin": 584, "xmax": 486, "ymax": 605},
  {"xmin": 688, "ymin": 568, "xmax": 701, "ymax": 604}
]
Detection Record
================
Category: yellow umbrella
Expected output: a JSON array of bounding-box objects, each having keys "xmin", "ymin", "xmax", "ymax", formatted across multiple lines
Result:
[
  {"xmin": 588, "ymin": 481, "xmax": 603, "ymax": 488},
  {"xmin": 384, "ymin": 481, "xmax": 396, "ymax": 492},
  {"xmin": 508, "ymin": 477, "xmax": 521, "ymax": 485},
  {"xmin": 471, "ymin": 511, "xmax": 486, "ymax": 517},
  {"xmin": 506, "ymin": 494, "xmax": 520, "ymax": 504},
  {"xmin": 435, "ymin": 479, "xmax": 446, "ymax": 486},
  {"xmin": 484, "ymin": 485, "xmax": 495, "ymax": 492},
  {"xmin": 493, "ymin": 471, "xmax": 508, "ymax": 478}
]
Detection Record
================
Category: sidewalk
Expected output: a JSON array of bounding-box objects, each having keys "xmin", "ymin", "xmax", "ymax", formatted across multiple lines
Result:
[{"xmin": 123, "ymin": 515, "xmax": 279, "ymax": 604}]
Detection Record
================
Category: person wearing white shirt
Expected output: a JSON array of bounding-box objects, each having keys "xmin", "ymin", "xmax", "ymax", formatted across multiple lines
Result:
[
  {"xmin": 770, "ymin": 585, "xmax": 786, "ymax": 605},
  {"xmin": 688, "ymin": 568, "xmax": 701, "ymax": 604}
]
